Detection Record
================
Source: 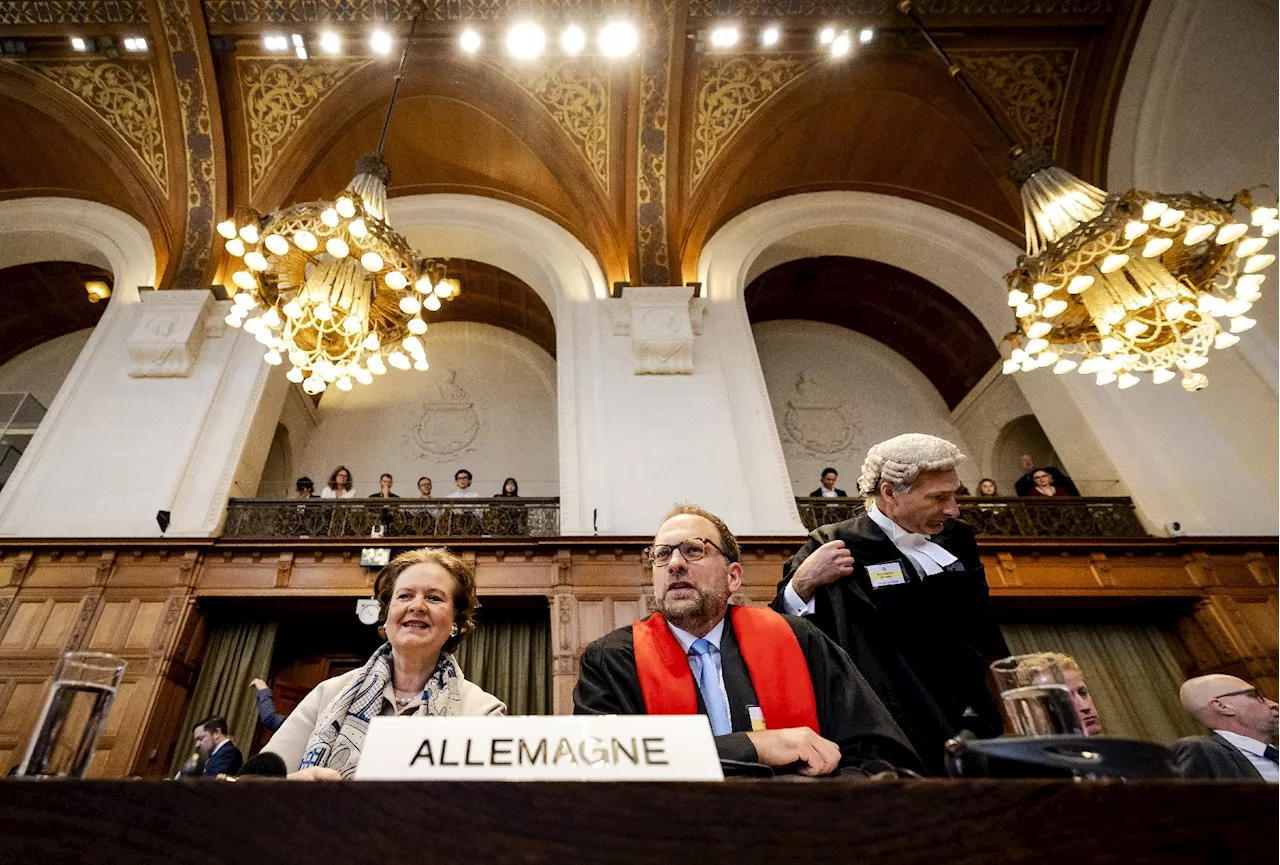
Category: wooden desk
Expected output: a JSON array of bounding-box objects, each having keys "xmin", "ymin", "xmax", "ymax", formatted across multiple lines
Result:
[{"xmin": 0, "ymin": 779, "xmax": 1272, "ymax": 864}]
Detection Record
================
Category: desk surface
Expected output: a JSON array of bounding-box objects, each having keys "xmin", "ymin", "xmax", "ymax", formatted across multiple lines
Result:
[{"xmin": 0, "ymin": 778, "xmax": 1274, "ymax": 864}]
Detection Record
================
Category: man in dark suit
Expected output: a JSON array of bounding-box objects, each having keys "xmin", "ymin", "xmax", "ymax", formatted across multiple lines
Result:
[
  {"xmin": 1173, "ymin": 674, "xmax": 1278, "ymax": 782},
  {"xmin": 773, "ymin": 434, "xmax": 1009, "ymax": 774},
  {"xmin": 194, "ymin": 716, "xmax": 244, "ymax": 777},
  {"xmin": 575, "ymin": 504, "xmax": 921, "ymax": 777},
  {"xmin": 1013, "ymin": 453, "xmax": 1079, "ymax": 497},
  {"xmin": 809, "ymin": 467, "xmax": 848, "ymax": 498}
]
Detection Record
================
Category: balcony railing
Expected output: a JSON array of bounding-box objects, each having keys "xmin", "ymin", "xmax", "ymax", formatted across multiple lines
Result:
[
  {"xmin": 222, "ymin": 497, "xmax": 560, "ymax": 539},
  {"xmin": 795, "ymin": 496, "xmax": 1148, "ymax": 539}
]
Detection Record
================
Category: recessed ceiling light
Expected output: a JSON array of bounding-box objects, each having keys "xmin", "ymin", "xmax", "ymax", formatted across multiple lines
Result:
[
  {"xmin": 818, "ymin": 26, "xmax": 836, "ymax": 45},
  {"xmin": 859, "ymin": 28, "xmax": 875, "ymax": 44},
  {"xmin": 561, "ymin": 24, "xmax": 586, "ymax": 54},
  {"xmin": 319, "ymin": 31, "xmax": 341, "ymax": 54},
  {"xmin": 70, "ymin": 36, "xmax": 88, "ymax": 52},
  {"xmin": 506, "ymin": 21, "xmax": 545, "ymax": 60},
  {"xmin": 830, "ymin": 30, "xmax": 851, "ymax": 57},
  {"xmin": 760, "ymin": 26, "xmax": 780, "ymax": 47},
  {"xmin": 370, "ymin": 29, "xmax": 392, "ymax": 55},
  {"xmin": 599, "ymin": 20, "xmax": 638, "ymax": 57},
  {"xmin": 459, "ymin": 28, "xmax": 482, "ymax": 54},
  {"xmin": 709, "ymin": 26, "xmax": 739, "ymax": 49}
]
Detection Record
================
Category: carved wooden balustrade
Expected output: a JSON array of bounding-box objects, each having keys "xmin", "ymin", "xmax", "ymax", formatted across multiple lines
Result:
[
  {"xmin": 222, "ymin": 497, "xmax": 560, "ymax": 539},
  {"xmin": 796, "ymin": 496, "xmax": 1148, "ymax": 538}
]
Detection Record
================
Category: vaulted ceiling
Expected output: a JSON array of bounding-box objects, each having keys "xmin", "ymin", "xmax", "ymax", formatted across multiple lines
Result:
[{"xmin": 0, "ymin": 262, "xmax": 111, "ymax": 368}]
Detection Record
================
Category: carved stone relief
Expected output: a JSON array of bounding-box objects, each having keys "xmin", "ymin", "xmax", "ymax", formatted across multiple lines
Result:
[
  {"xmin": 609, "ymin": 286, "xmax": 707, "ymax": 375},
  {"xmin": 127, "ymin": 290, "xmax": 215, "ymax": 378},
  {"xmin": 778, "ymin": 371, "xmax": 862, "ymax": 459},
  {"xmin": 406, "ymin": 370, "xmax": 484, "ymax": 458}
]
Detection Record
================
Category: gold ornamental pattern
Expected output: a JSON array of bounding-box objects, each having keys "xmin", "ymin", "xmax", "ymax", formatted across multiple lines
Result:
[
  {"xmin": 691, "ymin": 54, "xmax": 816, "ymax": 188},
  {"xmin": 684, "ymin": 1, "xmax": 1113, "ymax": 16},
  {"xmin": 20, "ymin": 59, "xmax": 168, "ymax": 192},
  {"xmin": 239, "ymin": 58, "xmax": 373, "ymax": 195},
  {"xmin": 490, "ymin": 58, "xmax": 610, "ymax": 191},
  {"xmin": 0, "ymin": 0, "xmax": 148, "ymax": 24},
  {"xmin": 953, "ymin": 49, "xmax": 1076, "ymax": 152},
  {"xmin": 203, "ymin": 0, "xmax": 626, "ymax": 23}
]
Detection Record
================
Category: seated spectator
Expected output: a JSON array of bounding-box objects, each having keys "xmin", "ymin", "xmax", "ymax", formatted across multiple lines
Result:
[
  {"xmin": 1014, "ymin": 454, "xmax": 1079, "ymax": 496},
  {"xmin": 1173, "ymin": 675, "xmax": 1278, "ymax": 782},
  {"xmin": 250, "ymin": 678, "xmax": 287, "ymax": 733},
  {"xmin": 193, "ymin": 716, "xmax": 243, "ymax": 777},
  {"xmin": 1026, "ymin": 468, "xmax": 1073, "ymax": 497},
  {"xmin": 320, "ymin": 466, "xmax": 356, "ymax": 499},
  {"xmin": 495, "ymin": 477, "xmax": 519, "ymax": 497},
  {"xmin": 293, "ymin": 477, "xmax": 314, "ymax": 499},
  {"xmin": 369, "ymin": 473, "xmax": 400, "ymax": 498},
  {"xmin": 1018, "ymin": 653, "xmax": 1102, "ymax": 735},
  {"xmin": 977, "ymin": 478, "xmax": 999, "ymax": 497},
  {"xmin": 417, "ymin": 476, "xmax": 433, "ymax": 497},
  {"xmin": 262, "ymin": 547, "xmax": 505, "ymax": 779},
  {"xmin": 955, "ymin": 483, "xmax": 971, "ymax": 496},
  {"xmin": 448, "ymin": 469, "xmax": 481, "ymax": 498},
  {"xmin": 574, "ymin": 503, "xmax": 922, "ymax": 777},
  {"xmin": 809, "ymin": 467, "xmax": 847, "ymax": 498}
]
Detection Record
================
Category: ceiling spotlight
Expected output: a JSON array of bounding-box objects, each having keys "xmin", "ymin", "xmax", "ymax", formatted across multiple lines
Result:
[
  {"xmin": 459, "ymin": 28, "xmax": 482, "ymax": 54},
  {"xmin": 561, "ymin": 24, "xmax": 586, "ymax": 54},
  {"xmin": 818, "ymin": 26, "xmax": 836, "ymax": 45},
  {"xmin": 264, "ymin": 34, "xmax": 287, "ymax": 51},
  {"xmin": 760, "ymin": 26, "xmax": 780, "ymax": 47},
  {"xmin": 506, "ymin": 21, "xmax": 546, "ymax": 60},
  {"xmin": 599, "ymin": 20, "xmax": 638, "ymax": 57},
  {"xmin": 370, "ymin": 29, "xmax": 392, "ymax": 55},
  {"xmin": 122, "ymin": 36, "xmax": 147, "ymax": 52},
  {"xmin": 291, "ymin": 33, "xmax": 307, "ymax": 60},
  {"xmin": 709, "ymin": 26, "xmax": 739, "ymax": 49},
  {"xmin": 859, "ymin": 28, "xmax": 875, "ymax": 43},
  {"xmin": 70, "ymin": 36, "xmax": 89, "ymax": 52},
  {"xmin": 830, "ymin": 30, "xmax": 851, "ymax": 57},
  {"xmin": 319, "ymin": 31, "xmax": 341, "ymax": 53}
]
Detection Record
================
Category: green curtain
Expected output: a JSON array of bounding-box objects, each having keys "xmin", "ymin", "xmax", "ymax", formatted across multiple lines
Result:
[
  {"xmin": 169, "ymin": 619, "xmax": 277, "ymax": 774},
  {"xmin": 1000, "ymin": 621, "xmax": 1202, "ymax": 744},
  {"xmin": 453, "ymin": 612, "xmax": 550, "ymax": 716}
]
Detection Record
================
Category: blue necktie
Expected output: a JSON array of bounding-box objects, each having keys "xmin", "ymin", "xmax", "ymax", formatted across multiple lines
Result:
[
  {"xmin": 689, "ymin": 638, "xmax": 731, "ymax": 736},
  {"xmin": 1264, "ymin": 745, "xmax": 1278, "ymax": 764}
]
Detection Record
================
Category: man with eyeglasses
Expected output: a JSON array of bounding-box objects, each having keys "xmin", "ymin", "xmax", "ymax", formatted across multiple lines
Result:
[
  {"xmin": 573, "ymin": 503, "xmax": 921, "ymax": 777},
  {"xmin": 1173, "ymin": 674, "xmax": 1279, "ymax": 782}
]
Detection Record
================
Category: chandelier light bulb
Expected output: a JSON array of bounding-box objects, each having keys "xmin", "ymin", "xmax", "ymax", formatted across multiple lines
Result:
[
  {"xmin": 1025, "ymin": 321, "xmax": 1052, "ymax": 339},
  {"xmin": 1243, "ymin": 254, "xmax": 1275, "ymax": 273},
  {"xmin": 1141, "ymin": 237, "xmax": 1173, "ymax": 258},
  {"xmin": 348, "ymin": 218, "xmax": 368, "ymax": 239},
  {"xmin": 434, "ymin": 279, "xmax": 454, "ymax": 298},
  {"xmin": 1001, "ymin": 358, "xmax": 1020, "ymax": 375},
  {"xmin": 388, "ymin": 350, "xmax": 411, "ymax": 370},
  {"xmin": 224, "ymin": 312, "xmax": 242, "ymax": 328},
  {"xmin": 362, "ymin": 332, "xmax": 380, "ymax": 351},
  {"xmin": 1181, "ymin": 372, "xmax": 1208, "ymax": 391},
  {"xmin": 402, "ymin": 335, "xmax": 424, "ymax": 355},
  {"xmin": 1099, "ymin": 253, "xmax": 1129, "ymax": 273},
  {"xmin": 288, "ymin": 349, "xmax": 307, "ymax": 367},
  {"xmin": 336, "ymin": 197, "xmax": 356, "ymax": 218},
  {"xmin": 1157, "ymin": 208, "xmax": 1184, "ymax": 228},
  {"xmin": 233, "ymin": 291, "xmax": 257, "ymax": 310},
  {"xmin": 413, "ymin": 357, "xmax": 430, "ymax": 371},
  {"xmin": 293, "ymin": 230, "xmax": 318, "ymax": 251},
  {"xmin": 315, "ymin": 359, "xmax": 337, "ymax": 381},
  {"xmin": 360, "ymin": 251, "xmax": 384, "ymax": 272},
  {"xmin": 325, "ymin": 237, "xmax": 349, "ymax": 258},
  {"xmin": 1078, "ymin": 357, "xmax": 1108, "ymax": 375},
  {"xmin": 335, "ymin": 376, "xmax": 353, "ymax": 392},
  {"xmin": 1041, "ymin": 299, "xmax": 1068, "ymax": 318},
  {"xmin": 507, "ymin": 21, "xmax": 546, "ymax": 59},
  {"xmin": 1262, "ymin": 219, "xmax": 1280, "ymax": 237},
  {"xmin": 1177, "ymin": 354, "xmax": 1208, "ymax": 370},
  {"xmin": 424, "ymin": 293, "xmax": 442, "ymax": 311},
  {"xmin": 231, "ymin": 270, "xmax": 256, "ymax": 291},
  {"xmin": 1151, "ymin": 367, "xmax": 1176, "ymax": 384},
  {"xmin": 1031, "ymin": 282, "xmax": 1053, "ymax": 300},
  {"xmin": 599, "ymin": 21, "xmax": 638, "ymax": 57},
  {"xmin": 286, "ymin": 366, "xmax": 304, "ymax": 383},
  {"xmin": 1067, "ymin": 274, "xmax": 1095, "ymax": 294},
  {"xmin": 261, "ymin": 308, "xmax": 282, "ymax": 328},
  {"xmin": 1223, "ymin": 298, "xmax": 1253, "ymax": 317},
  {"xmin": 264, "ymin": 349, "xmax": 282, "ymax": 366},
  {"xmin": 1014, "ymin": 301, "xmax": 1035, "ymax": 318},
  {"xmin": 414, "ymin": 276, "xmax": 433, "ymax": 294},
  {"xmin": 1141, "ymin": 201, "xmax": 1169, "ymax": 221},
  {"xmin": 1052, "ymin": 359, "xmax": 1077, "ymax": 375},
  {"xmin": 399, "ymin": 295, "xmax": 422, "ymax": 315},
  {"xmin": 460, "ymin": 28, "xmax": 482, "ymax": 54},
  {"xmin": 1251, "ymin": 206, "xmax": 1279, "ymax": 226},
  {"xmin": 216, "ymin": 219, "xmax": 238, "ymax": 240},
  {"xmin": 1123, "ymin": 221, "xmax": 1148, "ymax": 241},
  {"xmin": 1096, "ymin": 371, "xmax": 1118, "ymax": 386},
  {"xmin": 385, "ymin": 271, "xmax": 408, "ymax": 290},
  {"xmin": 354, "ymin": 367, "xmax": 373, "ymax": 385},
  {"xmin": 253, "ymin": 327, "xmax": 274, "ymax": 346},
  {"xmin": 225, "ymin": 238, "xmax": 246, "ymax": 257},
  {"xmin": 408, "ymin": 317, "xmax": 427, "ymax": 334},
  {"xmin": 710, "ymin": 26, "xmax": 740, "ymax": 49},
  {"xmin": 1230, "ymin": 316, "xmax": 1257, "ymax": 333},
  {"xmin": 561, "ymin": 25, "xmax": 586, "ymax": 54},
  {"xmin": 1214, "ymin": 332, "xmax": 1241, "ymax": 350},
  {"xmin": 1117, "ymin": 372, "xmax": 1140, "ymax": 389},
  {"xmin": 1100, "ymin": 336, "xmax": 1123, "ymax": 354},
  {"xmin": 1164, "ymin": 300, "xmax": 1190, "ymax": 320},
  {"xmin": 238, "ymin": 224, "xmax": 259, "ymax": 244},
  {"xmin": 264, "ymin": 233, "xmax": 290, "ymax": 256},
  {"xmin": 1024, "ymin": 337, "xmax": 1049, "ymax": 354},
  {"xmin": 370, "ymin": 30, "xmax": 392, "ymax": 55},
  {"xmin": 1123, "ymin": 319, "xmax": 1148, "ymax": 338},
  {"xmin": 282, "ymin": 300, "xmax": 303, "ymax": 319},
  {"xmin": 1215, "ymin": 223, "xmax": 1248, "ymax": 244},
  {"xmin": 760, "ymin": 26, "xmax": 780, "ymax": 47},
  {"xmin": 1037, "ymin": 351, "xmax": 1060, "ymax": 367},
  {"xmin": 314, "ymin": 302, "xmax": 333, "ymax": 320},
  {"xmin": 244, "ymin": 251, "xmax": 269, "ymax": 271},
  {"xmin": 342, "ymin": 314, "xmax": 363, "ymax": 333},
  {"xmin": 367, "ymin": 355, "xmax": 387, "ymax": 375},
  {"xmin": 1007, "ymin": 288, "xmax": 1028, "ymax": 307},
  {"xmin": 1236, "ymin": 273, "xmax": 1265, "ymax": 292},
  {"xmin": 320, "ymin": 208, "xmax": 339, "ymax": 227},
  {"xmin": 1235, "ymin": 236, "xmax": 1268, "ymax": 258},
  {"xmin": 242, "ymin": 317, "xmax": 263, "ymax": 335},
  {"xmin": 1183, "ymin": 223, "xmax": 1215, "ymax": 245}
]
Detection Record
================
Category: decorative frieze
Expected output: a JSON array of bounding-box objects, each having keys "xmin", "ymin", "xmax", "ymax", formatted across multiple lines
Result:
[
  {"xmin": 608, "ymin": 285, "xmax": 708, "ymax": 375},
  {"xmin": 127, "ymin": 290, "xmax": 217, "ymax": 378}
]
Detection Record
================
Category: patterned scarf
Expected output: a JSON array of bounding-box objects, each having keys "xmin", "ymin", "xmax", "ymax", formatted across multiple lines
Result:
[{"xmin": 299, "ymin": 642, "xmax": 463, "ymax": 778}]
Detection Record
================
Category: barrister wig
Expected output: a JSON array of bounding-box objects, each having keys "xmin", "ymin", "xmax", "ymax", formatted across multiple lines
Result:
[{"xmin": 858, "ymin": 433, "xmax": 966, "ymax": 498}]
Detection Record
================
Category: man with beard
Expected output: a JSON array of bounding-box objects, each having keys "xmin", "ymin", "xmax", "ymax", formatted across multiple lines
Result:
[
  {"xmin": 573, "ymin": 504, "xmax": 921, "ymax": 776},
  {"xmin": 1173, "ymin": 675, "xmax": 1279, "ymax": 782}
]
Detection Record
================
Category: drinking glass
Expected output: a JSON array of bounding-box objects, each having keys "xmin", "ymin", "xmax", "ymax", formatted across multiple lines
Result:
[
  {"xmin": 16, "ymin": 651, "xmax": 127, "ymax": 778},
  {"xmin": 991, "ymin": 654, "xmax": 1083, "ymax": 736}
]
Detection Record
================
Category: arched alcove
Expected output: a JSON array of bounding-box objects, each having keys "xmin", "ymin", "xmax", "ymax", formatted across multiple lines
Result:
[{"xmin": 991, "ymin": 415, "xmax": 1065, "ymax": 496}]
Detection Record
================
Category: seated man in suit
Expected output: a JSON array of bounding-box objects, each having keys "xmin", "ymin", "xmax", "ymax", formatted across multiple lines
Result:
[
  {"xmin": 193, "ymin": 716, "xmax": 244, "ymax": 777},
  {"xmin": 1173, "ymin": 675, "xmax": 1278, "ymax": 782},
  {"xmin": 574, "ymin": 504, "xmax": 921, "ymax": 777},
  {"xmin": 773, "ymin": 433, "xmax": 1009, "ymax": 774},
  {"xmin": 809, "ymin": 467, "xmax": 848, "ymax": 498}
]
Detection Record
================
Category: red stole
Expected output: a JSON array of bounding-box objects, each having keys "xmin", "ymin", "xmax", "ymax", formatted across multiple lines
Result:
[{"xmin": 632, "ymin": 605, "xmax": 820, "ymax": 732}]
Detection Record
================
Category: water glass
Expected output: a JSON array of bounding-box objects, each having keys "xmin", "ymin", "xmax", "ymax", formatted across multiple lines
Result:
[
  {"xmin": 16, "ymin": 651, "xmax": 127, "ymax": 778},
  {"xmin": 991, "ymin": 654, "xmax": 1083, "ymax": 737}
]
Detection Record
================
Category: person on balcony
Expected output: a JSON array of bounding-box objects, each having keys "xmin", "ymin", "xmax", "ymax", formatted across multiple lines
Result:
[
  {"xmin": 1014, "ymin": 453, "xmax": 1079, "ymax": 496},
  {"xmin": 447, "ymin": 469, "xmax": 481, "ymax": 498},
  {"xmin": 574, "ymin": 504, "xmax": 921, "ymax": 777},
  {"xmin": 293, "ymin": 477, "xmax": 314, "ymax": 499},
  {"xmin": 977, "ymin": 478, "xmax": 999, "ymax": 497},
  {"xmin": 1026, "ymin": 469, "xmax": 1074, "ymax": 497},
  {"xmin": 495, "ymin": 478, "xmax": 519, "ymax": 497},
  {"xmin": 320, "ymin": 466, "xmax": 356, "ymax": 499},
  {"xmin": 809, "ymin": 467, "xmax": 847, "ymax": 498},
  {"xmin": 369, "ymin": 473, "xmax": 400, "ymax": 498},
  {"xmin": 263, "ymin": 547, "xmax": 505, "ymax": 779},
  {"xmin": 772, "ymin": 433, "xmax": 1008, "ymax": 774},
  {"xmin": 416, "ymin": 476, "xmax": 433, "ymax": 497}
]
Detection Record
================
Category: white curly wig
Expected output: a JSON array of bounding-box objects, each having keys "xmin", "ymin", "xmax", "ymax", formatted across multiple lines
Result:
[{"xmin": 858, "ymin": 433, "xmax": 966, "ymax": 498}]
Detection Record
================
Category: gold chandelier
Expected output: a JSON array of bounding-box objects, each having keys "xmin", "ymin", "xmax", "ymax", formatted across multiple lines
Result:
[
  {"xmin": 216, "ymin": 17, "xmax": 458, "ymax": 394},
  {"xmin": 901, "ymin": 1, "xmax": 1272, "ymax": 392}
]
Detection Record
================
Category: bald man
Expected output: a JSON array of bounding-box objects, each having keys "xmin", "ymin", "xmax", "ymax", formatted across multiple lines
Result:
[{"xmin": 1172, "ymin": 675, "xmax": 1278, "ymax": 782}]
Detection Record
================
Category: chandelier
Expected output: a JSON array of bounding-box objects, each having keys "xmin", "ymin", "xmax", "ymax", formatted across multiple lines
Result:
[
  {"xmin": 216, "ymin": 18, "xmax": 458, "ymax": 395},
  {"xmin": 900, "ymin": 2, "xmax": 1273, "ymax": 392}
]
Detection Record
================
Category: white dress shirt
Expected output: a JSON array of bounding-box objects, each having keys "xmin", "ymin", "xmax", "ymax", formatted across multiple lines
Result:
[
  {"xmin": 447, "ymin": 489, "xmax": 481, "ymax": 498},
  {"xmin": 819, "ymin": 487, "xmax": 840, "ymax": 498},
  {"xmin": 320, "ymin": 487, "xmax": 356, "ymax": 499},
  {"xmin": 665, "ymin": 618, "xmax": 732, "ymax": 729},
  {"xmin": 782, "ymin": 501, "xmax": 959, "ymax": 616},
  {"xmin": 1213, "ymin": 730, "xmax": 1280, "ymax": 783}
]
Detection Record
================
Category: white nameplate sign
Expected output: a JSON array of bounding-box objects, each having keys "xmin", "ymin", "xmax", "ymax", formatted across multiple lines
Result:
[{"xmin": 353, "ymin": 715, "xmax": 723, "ymax": 781}]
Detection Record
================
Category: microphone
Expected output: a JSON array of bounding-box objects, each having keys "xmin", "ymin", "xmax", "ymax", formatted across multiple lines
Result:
[{"xmin": 237, "ymin": 751, "xmax": 288, "ymax": 778}]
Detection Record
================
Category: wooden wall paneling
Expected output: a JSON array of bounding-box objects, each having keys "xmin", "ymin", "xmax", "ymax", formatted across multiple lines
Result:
[
  {"xmin": 108, "ymin": 549, "xmax": 199, "ymax": 588},
  {"xmin": 197, "ymin": 551, "xmax": 284, "ymax": 591},
  {"xmin": 21, "ymin": 550, "xmax": 103, "ymax": 588},
  {"xmin": 130, "ymin": 595, "xmax": 204, "ymax": 777},
  {"xmin": 0, "ymin": 551, "xmax": 33, "ymax": 589},
  {"xmin": 286, "ymin": 551, "xmax": 374, "ymax": 592}
]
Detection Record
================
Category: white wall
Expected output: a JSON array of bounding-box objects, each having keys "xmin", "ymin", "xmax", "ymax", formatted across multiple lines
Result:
[
  {"xmin": 296, "ymin": 322, "xmax": 559, "ymax": 498},
  {"xmin": 753, "ymin": 320, "xmax": 977, "ymax": 495},
  {"xmin": 0, "ymin": 328, "xmax": 94, "ymax": 409}
]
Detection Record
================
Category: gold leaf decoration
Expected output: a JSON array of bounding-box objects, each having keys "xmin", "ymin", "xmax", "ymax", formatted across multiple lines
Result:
[
  {"xmin": 490, "ymin": 58, "xmax": 611, "ymax": 191},
  {"xmin": 20, "ymin": 59, "xmax": 168, "ymax": 192},
  {"xmin": 953, "ymin": 49, "xmax": 1077, "ymax": 152},
  {"xmin": 239, "ymin": 58, "xmax": 373, "ymax": 195},
  {"xmin": 691, "ymin": 54, "xmax": 816, "ymax": 188}
]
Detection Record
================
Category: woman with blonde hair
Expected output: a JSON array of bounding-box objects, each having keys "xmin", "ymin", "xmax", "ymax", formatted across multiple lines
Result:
[{"xmin": 263, "ymin": 547, "xmax": 504, "ymax": 778}]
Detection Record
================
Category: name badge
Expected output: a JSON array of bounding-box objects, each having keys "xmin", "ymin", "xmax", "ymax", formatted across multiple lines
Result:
[
  {"xmin": 866, "ymin": 562, "xmax": 906, "ymax": 589},
  {"xmin": 748, "ymin": 706, "xmax": 766, "ymax": 732},
  {"xmin": 353, "ymin": 715, "xmax": 724, "ymax": 781}
]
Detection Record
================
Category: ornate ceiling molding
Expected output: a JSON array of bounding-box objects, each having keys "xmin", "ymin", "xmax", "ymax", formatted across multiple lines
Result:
[
  {"xmin": 17, "ymin": 59, "xmax": 168, "ymax": 194},
  {"xmin": 489, "ymin": 58, "xmax": 611, "ymax": 192},
  {"xmin": 690, "ymin": 54, "xmax": 817, "ymax": 189},
  {"xmin": 203, "ymin": 0, "xmax": 630, "ymax": 24},
  {"xmin": 952, "ymin": 48, "xmax": 1077, "ymax": 153},
  {"xmin": 636, "ymin": 0, "xmax": 675, "ymax": 287},
  {"xmin": 685, "ymin": 0, "xmax": 1113, "ymax": 16},
  {"xmin": 238, "ymin": 57, "xmax": 373, "ymax": 197},
  {"xmin": 0, "ymin": 0, "xmax": 148, "ymax": 25}
]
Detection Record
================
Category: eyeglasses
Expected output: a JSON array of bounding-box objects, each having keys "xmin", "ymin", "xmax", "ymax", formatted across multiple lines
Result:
[
  {"xmin": 1213, "ymin": 687, "xmax": 1262, "ymax": 701},
  {"xmin": 644, "ymin": 537, "xmax": 723, "ymax": 567}
]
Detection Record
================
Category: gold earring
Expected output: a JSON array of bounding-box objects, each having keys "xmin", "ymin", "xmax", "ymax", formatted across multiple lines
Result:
[{"xmin": 450, "ymin": 624, "xmax": 459, "ymax": 638}]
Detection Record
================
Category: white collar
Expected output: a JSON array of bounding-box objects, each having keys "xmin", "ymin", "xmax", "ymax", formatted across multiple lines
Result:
[
  {"xmin": 210, "ymin": 738, "xmax": 229, "ymax": 756},
  {"xmin": 665, "ymin": 617, "xmax": 726, "ymax": 654},
  {"xmin": 1213, "ymin": 729, "xmax": 1273, "ymax": 757},
  {"xmin": 867, "ymin": 501, "xmax": 958, "ymax": 576}
]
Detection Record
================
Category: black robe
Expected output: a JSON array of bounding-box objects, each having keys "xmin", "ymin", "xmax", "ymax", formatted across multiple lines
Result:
[
  {"xmin": 771, "ymin": 514, "xmax": 1009, "ymax": 775},
  {"xmin": 573, "ymin": 609, "xmax": 923, "ymax": 776}
]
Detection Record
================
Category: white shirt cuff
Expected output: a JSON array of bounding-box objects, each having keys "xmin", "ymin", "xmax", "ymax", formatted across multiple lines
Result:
[{"xmin": 783, "ymin": 582, "xmax": 816, "ymax": 616}]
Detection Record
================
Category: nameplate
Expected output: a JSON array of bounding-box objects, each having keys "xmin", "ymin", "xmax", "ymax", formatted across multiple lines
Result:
[{"xmin": 353, "ymin": 715, "xmax": 724, "ymax": 781}]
